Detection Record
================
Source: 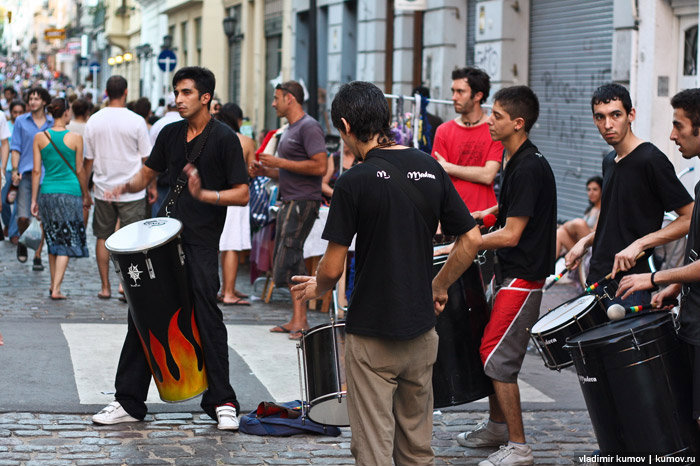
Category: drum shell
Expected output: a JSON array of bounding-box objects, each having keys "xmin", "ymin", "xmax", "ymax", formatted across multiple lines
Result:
[
  {"xmin": 531, "ymin": 295, "xmax": 607, "ymax": 370},
  {"xmin": 432, "ymin": 258, "xmax": 494, "ymax": 408},
  {"xmin": 301, "ymin": 322, "xmax": 348, "ymax": 427},
  {"xmin": 564, "ymin": 313, "xmax": 700, "ymax": 458},
  {"xmin": 109, "ymin": 235, "xmax": 208, "ymax": 403}
]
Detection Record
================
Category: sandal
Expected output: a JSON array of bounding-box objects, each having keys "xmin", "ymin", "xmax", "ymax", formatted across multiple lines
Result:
[{"xmin": 222, "ymin": 297, "xmax": 250, "ymax": 306}]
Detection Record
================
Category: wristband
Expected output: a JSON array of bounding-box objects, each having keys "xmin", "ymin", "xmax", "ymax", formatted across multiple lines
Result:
[
  {"xmin": 215, "ymin": 191, "xmax": 220, "ymax": 205},
  {"xmin": 650, "ymin": 271, "xmax": 658, "ymax": 288}
]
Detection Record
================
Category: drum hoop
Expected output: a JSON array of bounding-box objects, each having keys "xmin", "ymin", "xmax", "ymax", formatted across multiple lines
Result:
[
  {"xmin": 309, "ymin": 391, "xmax": 347, "ymax": 407},
  {"xmin": 531, "ymin": 295, "xmax": 599, "ymax": 334},
  {"xmin": 105, "ymin": 218, "xmax": 183, "ymax": 254},
  {"xmin": 304, "ymin": 321, "xmax": 345, "ymax": 338},
  {"xmin": 564, "ymin": 312, "xmax": 672, "ymax": 349}
]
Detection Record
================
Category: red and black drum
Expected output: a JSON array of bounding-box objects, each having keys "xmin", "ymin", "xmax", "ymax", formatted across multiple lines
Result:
[
  {"xmin": 530, "ymin": 294, "xmax": 607, "ymax": 370},
  {"xmin": 432, "ymin": 255, "xmax": 493, "ymax": 408},
  {"xmin": 105, "ymin": 218, "xmax": 208, "ymax": 402},
  {"xmin": 564, "ymin": 312, "xmax": 700, "ymax": 459},
  {"xmin": 298, "ymin": 321, "xmax": 348, "ymax": 426}
]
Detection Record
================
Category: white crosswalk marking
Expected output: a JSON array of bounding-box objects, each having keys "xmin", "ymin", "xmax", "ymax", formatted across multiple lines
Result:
[
  {"xmin": 62, "ymin": 323, "xmax": 164, "ymax": 405},
  {"xmin": 61, "ymin": 323, "xmax": 555, "ymax": 405}
]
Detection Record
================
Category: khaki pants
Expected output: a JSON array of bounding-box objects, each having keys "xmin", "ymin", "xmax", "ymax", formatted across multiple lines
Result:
[{"xmin": 345, "ymin": 329, "xmax": 439, "ymax": 466}]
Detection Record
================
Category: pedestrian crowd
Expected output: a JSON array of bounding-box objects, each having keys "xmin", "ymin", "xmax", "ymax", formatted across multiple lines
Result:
[{"xmin": 2, "ymin": 57, "xmax": 700, "ymax": 466}]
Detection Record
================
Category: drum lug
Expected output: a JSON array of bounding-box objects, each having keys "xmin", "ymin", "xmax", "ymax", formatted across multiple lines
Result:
[
  {"xmin": 145, "ymin": 255, "xmax": 156, "ymax": 279},
  {"xmin": 177, "ymin": 244, "xmax": 185, "ymax": 266},
  {"xmin": 477, "ymin": 251, "xmax": 487, "ymax": 265},
  {"xmin": 602, "ymin": 285, "xmax": 613, "ymax": 301},
  {"xmin": 577, "ymin": 341, "xmax": 586, "ymax": 364},
  {"xmin": 630, "ymin": 328, "xmax": 641, "ymax": 350},
  {"xmin": 111, "ymin": 256, "xmax": 121, "ymax": 275}
]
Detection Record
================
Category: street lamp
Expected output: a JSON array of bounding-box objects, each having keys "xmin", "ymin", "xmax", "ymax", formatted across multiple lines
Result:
[
  {"xmin": 107, "ymin": 56, "xmax": 116, "ymax": 66},
  {"xmin": 223, "ymin": 12, "xmax": 243, "ymax": 103},
  {"xmin": 162, "ymin": 35, "xmax": 173, "ymax": 50},
  {"xmin": 115, "ymin": 54, "xmax": 124, "ymax": 64},
  {"xmin": 123, "ymin": 52, "xmax": 133, "ymax": 62}
]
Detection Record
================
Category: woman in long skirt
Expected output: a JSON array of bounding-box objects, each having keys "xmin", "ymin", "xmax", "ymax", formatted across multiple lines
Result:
[{"xmin": 31, "ymin": 98, "xmax": 91, "ymax": 300}]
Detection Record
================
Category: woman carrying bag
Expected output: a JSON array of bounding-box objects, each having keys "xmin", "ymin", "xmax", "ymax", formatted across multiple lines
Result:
[{"xmin": 31, "ymin": 98, "xmax": 91, "ymax": 300}]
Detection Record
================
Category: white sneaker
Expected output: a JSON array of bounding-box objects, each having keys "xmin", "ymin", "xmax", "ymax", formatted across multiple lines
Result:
[
  {"xmin": 92, "ymin": 401, "xmax": 139, "ymax": 425},
  {"xmin": 215, "ymin": 405, "xmax": 239, "ymax": 431},
  {"xmin": 478, "ymin": 444, "xmax": 534, "ymax": 465},
  {"xmin": 457, "ymin": 420, "xmax": 509, "ymax": 448}
]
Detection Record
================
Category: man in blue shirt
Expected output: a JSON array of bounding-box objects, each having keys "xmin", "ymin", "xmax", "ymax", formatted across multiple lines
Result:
[{"xmin": 10, "ymin": 87, "xmax": 52, "ymax": 268}]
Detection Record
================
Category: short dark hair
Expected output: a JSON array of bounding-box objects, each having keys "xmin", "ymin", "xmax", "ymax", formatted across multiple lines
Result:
[
  {"xmin": 331, "ymin": 81, "xmax": 394, "ymax": 144},
  {"xmin": 3, "ymin": 86, "xmax": 17, "ymax": 96},
  {"xmin": 9, "ymin": 100, "xmax": 26, "ymax": 113},
  {"xmin": 26, "ymin": 87, "xmax": 51, "ymax": 106},
  {"xmin": 586, "ymin": 175, "xmax": 603, "ymax": 189},
  {"xmin": 452, "ymin": 67, "xmax": 491, "ymax": 104},
  {"xmin": 671, "ymin": 88, "xmax": 700, "ymax": 136},
  {"xmin": 172, "ymin": 67, "xmax": 216, "ymax": 108},
  {"xmin": 493, "ymin": 85, "xmax": 540, "ymax": 133},
  {"xmin": 276, "ymin": 81, "xmax": 304, "ymax": 105},
  {"xmin": 132, "ymin": 97, "xmax": 151, "ymax": 120},
  {"xmin": 106, "ymin": 75, "xmax": 128, "ymax": 100},
  {"xmin": 46, "ymin": 97, "xmax": 68, "ymax": 119},
  {"xmin": 71, "ymin": 98, "xmax": 90, "ymax": 118},
  {"xmin": 216, "ymin": 102, "xmax": 243, "ymax": 132},
  {"xmin": 591, "ymin": 83, "xmax": 632, "ymax": 114},
  {"xmin": 412, "ymin": 85, "xmax": 430, "ymax": 99}
]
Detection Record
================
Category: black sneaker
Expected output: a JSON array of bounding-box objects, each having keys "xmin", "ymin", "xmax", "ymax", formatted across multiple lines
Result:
[
  {"xmin": 33, "ymin": 257, "xmax": 44, "ymax": 271},
  {"xmin": 16, "ymin": 244, "xmax": 27, "ymax": 263}
]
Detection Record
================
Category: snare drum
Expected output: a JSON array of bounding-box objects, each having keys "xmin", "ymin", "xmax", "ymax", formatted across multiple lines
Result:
[
  {"xmin": 432, "ymin": 256, "xmax": 494, "ymax": 407},
  {"xmin": 105, "ymin": 218, "xmax": 208, "ymax": 402},
  {"xmin": 530, "ymin": 294, "xmax": 606, "ymax": 370},
  {"xmin": 298, "ymin": 321, "xmax": 348, "ymax": 426}
]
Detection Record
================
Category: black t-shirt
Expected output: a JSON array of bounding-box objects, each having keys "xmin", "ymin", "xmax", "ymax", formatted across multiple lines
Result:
[
  {"xmin": 588, "ymin": 143, "xmax": 692, "ymax": 283},
  {"xmin": 145, "ymin": 119, "xmax": 248, "ymax": 248},
  {"xmin": 679, "ymin": 181, "xmax": 700, "ymax": 345},
  {"xmin": 322, "ymin": 147, "xmax": 476, "ymax": 340},
  {"xmin": 496, "ymin": 139, "xmax": 557, "ymax": 280}
]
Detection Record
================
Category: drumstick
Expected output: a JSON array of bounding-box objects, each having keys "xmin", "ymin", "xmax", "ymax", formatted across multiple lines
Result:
[
  {"xmin": 543, "ymin": 271, "xmax": 566, "ymax": 291},
  {"xmin": 629, "ymin": 299, "xmax": 678, "ymax": 313},
  {"xmin": 585, "ymin": 251, "xmax": 646, "ymax": 294}
]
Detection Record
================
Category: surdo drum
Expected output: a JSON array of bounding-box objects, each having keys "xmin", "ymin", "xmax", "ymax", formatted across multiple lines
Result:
[
  {"xmin": 432, "ymin": 255, "xmax": 493, "ymax": 407},
  {"xmin": 298, "ymin": 320, "xmax": 348, "ymax": 426},
  {"xmin": 564, "ymin": 313, "xmax": 700, "ymax": 458},
  {"xmin": 105, "ymin": 218, "xmax": 208, "ymax": 402},
  {"xmin": 530, "ymin": 294, "xmax": 607, "ymax": 370}
]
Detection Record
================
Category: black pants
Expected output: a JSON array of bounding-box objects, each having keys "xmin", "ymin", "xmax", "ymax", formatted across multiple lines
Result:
[{"xmin": 114, "ymin": 243, "xmax": 239, "ymax": 420}]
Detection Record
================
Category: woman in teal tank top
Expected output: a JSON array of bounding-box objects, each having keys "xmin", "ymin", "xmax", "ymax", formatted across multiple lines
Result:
[{"xmin": 30, "ymin": 98, "xmax": 91, "ymax": 300}]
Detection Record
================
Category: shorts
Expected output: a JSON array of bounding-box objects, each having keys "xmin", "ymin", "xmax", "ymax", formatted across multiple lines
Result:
[
  {"xmin": 15, "ymin": 171, "xmax": 33, "ymax": 219},
  {"xmin": 684, "ymin": 341, "xmax": 700, "ymax": 420},
  {"xmin": 92, "ymin": 198, "xmax": 147, "ymax": 239},
  {"xmin": 272, "ymin": 200, "xmax": 320, "ymax": 287},
  {"xmin": 481, "ymin": 277, "xmax": 544, "ymax": 383}
]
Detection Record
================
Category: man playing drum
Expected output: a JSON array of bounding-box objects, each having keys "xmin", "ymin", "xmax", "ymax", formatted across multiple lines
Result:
[
  {"xmin": 456, "ymin": 86, "xmax": 556, "ymax": 466},
  {"xmin": 566, "ymin": 83, "xmax": 693, "ymax": 308},
  {"xmin": 292, "ymin": 81, "xmax": 482, "ymax": 466},
  {"xmin": 616, "ymin": 88, "xmax": 700, "ymax": 431},
  {"xmin": 92, "ymin": 67, "xmax": 249, "ymax": 430}
]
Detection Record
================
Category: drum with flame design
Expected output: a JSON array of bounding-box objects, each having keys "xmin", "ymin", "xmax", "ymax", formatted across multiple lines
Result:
[{"xmin": 105, "ymin": 218, "xmax": 208, "ymax": 402}]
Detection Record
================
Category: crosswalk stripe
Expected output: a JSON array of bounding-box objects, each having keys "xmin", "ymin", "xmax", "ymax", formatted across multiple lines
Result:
[{"xmin": 61, "ymin": 323, "xmax": 555, "ymax": 406}]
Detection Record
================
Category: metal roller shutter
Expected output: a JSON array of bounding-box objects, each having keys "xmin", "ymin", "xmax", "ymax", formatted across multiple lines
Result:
[{"xmin": 528, "ymin": 0, "xmax": 613, "ymax": 220}]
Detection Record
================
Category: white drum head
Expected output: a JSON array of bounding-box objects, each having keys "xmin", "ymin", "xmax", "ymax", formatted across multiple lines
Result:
[
  {"xmin": 105, "ymin": 218, "xmax": 183, "ymax": 253},
  {"xmin": 531, "ymin": 295, "xmax": 597, "ymax": 333},
  {"xmin": 308, "ymin": 396, "xmax": 349, "ymax": 427}
]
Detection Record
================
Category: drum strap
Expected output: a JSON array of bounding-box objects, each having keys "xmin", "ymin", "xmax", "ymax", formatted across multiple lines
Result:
[
  {"xmin": 364, "ymin": 157, "xmax": 438, "ymax": 233},
  {"xmin": 158, "ymin": 118, "xmax": 214, "ymax": 217}
]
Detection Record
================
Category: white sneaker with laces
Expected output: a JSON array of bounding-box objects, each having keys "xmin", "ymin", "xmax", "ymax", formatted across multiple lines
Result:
[
  {"xmin": 457, "ymin": 420, "xmax": 509, "ymax": 448},
  {"xmin": 478, "ymin": 444, "xmax": 534, "ymax": 466},
  {"xmin": 215, "ymin": 405, "xmax": 239, "ymax": 431},
  {"xmin": 92, "ymin": 401, "xmax": 139, "ymax": 425}
]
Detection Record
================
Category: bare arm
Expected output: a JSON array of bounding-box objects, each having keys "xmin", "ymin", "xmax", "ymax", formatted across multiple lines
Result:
[
  {"xmin": 290, "ymin": 241, "xmax": 350, "ymax": 303},
  {"xmin": 30, "ymin": 135, "xmax": 43, "ymax": 216},
  {"xmin": 565, "ymin": 230, "xmax": 596, "ymax": 270},
  {"xmin": 611, "ymin": 202, "xmax": 693, "ymax": 277},
  {"xmin": 321, "ymin": 155, "xmax": 335, "ymax": 198},
  {"xmin": 182, "ymin": 163, "xmax": 249, "ymax": 207},
  {"xmin": 616, "ymin": 258, "xmax": 700, "ymax": 301},
  {"xmin": 480, "ymin": 216, "xmax": 529, "ymax": 251},
  {"xmin": 435, "ymin": 154, "xmax": 501, "ymax": 185},
  {"xmin": 105, "ymin": 164, "xmax": 158, "ymax": 199},
  {"xmin": 72, "ymin": 135, "xmax": 91, "ymax": 202},
  {"xmin": 10, "ymin": 149, "xmax": 20, "ymax": 183},
  {"xmin": 0, "ymin": 138, "xmax": 8, "ymax": 178},
  {"xmin": 259, "ymin": 152, "xmax": 327, "ymax": 177},
  {"xmin": 432, "ymin": 225, "xmax": 483, "ymax": 314}
]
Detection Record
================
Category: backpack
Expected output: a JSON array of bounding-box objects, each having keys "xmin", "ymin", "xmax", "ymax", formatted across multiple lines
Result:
[{"xmin": 238, "ymin": 400, "xmax": 342, "ymax": 437}]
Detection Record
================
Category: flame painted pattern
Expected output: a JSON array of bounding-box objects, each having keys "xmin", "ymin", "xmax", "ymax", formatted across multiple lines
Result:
[{"xmin": 138, "ymin": 308, "xmax": 208, "ymax": 402}]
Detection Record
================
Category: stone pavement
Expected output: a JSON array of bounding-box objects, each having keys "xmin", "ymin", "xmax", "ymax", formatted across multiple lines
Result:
[{"xmin": 0, "ymin": 230, "xmax": 598, "ymax": 464}]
